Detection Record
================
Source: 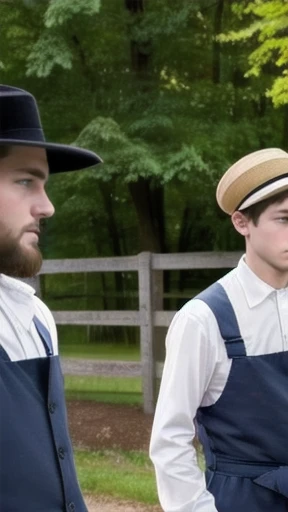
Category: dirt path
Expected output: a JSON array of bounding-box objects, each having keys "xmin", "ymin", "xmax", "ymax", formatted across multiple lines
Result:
[
  {"xmin": 84, "ymin": 495, "xmax": 161, "ymax": 511},
  {"xmin": 65, "ymin": 363, "xmax": 162, "ymax": 511},
  {"xmin": 68, "ymin": 402, "xmax": 161, "ymax": 511}
]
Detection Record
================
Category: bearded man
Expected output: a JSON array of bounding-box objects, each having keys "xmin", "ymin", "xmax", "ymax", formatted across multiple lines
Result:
[{"xmin": 0, "ymin": 85, "xmax": 101, "ymax": 512}]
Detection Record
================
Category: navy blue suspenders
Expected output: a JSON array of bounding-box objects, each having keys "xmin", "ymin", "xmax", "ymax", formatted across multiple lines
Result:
[
  {"xmin": 196, "ymin": 282, "xmax": 246, "ymax": 358},
  {"xmin": 33, "ymin": 315, "xmax": 54, "ymax": 356}
]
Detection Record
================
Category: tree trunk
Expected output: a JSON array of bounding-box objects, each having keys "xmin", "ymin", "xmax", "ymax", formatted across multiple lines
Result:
[
  {"xmin": 128, "ymin": 178, "xmax": 162, "ymax": 252},
  {"xmin": 150, "ymin": 185, "xmax": 166, "ymax": 253},
  {"xmin": 177, "ymin": 205, "xmax": 194, "ymax": 293},
  {"xmin": 125, "ymin": 0, "xmax": 164, "ymax": 254},
  {"xmin": 212, "ymin": 0, "xmax": 225, "ymax": 84},
  {"xmin": 125, "ymin": 0, "xmax": 150, "ymax": 78},
  {"xmin": 125, "ymin": 0, "xmax": 166, "ymax": 387},
  {"xmin": 98, "ymin": 181, "xmax": 126, "ymax": 310}
]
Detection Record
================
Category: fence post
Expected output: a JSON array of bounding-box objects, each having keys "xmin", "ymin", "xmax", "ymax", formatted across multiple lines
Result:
[
  {"xmin": 138, "ymin": 252, "xmax": 155, "ymax": 414},
  {"xmin": 151, "ymin": 264, "xmax": 165, "ymax": 398}
]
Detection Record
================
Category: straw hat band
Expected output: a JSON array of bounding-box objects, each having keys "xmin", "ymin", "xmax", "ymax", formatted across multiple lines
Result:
[
  {"xmin": 217, "ymin": 158, "xmax": 288, "ymax": 214},
  {"xmin": 238, "ymin": 177, "xmax": 288, "ymax": 210},
  {"xmin": 237, "ymin": 172, "xmax": 288, "ymax": 210}
]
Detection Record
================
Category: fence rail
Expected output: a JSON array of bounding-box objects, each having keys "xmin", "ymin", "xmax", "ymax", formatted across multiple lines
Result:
[{"xmin": 31, "ymin": 251, "xmax": 243, "ymax": 413}]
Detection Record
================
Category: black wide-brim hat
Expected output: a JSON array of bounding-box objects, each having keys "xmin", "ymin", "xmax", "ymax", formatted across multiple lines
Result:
[{"xmin": 0, "ymin": 85, "xmax": 102, "ymax": 173}]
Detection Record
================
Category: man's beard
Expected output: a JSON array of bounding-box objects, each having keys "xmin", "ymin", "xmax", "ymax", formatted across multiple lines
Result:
[{"xmin": 0, "ymin": 226, "xmax": 42, "ymax": 278}]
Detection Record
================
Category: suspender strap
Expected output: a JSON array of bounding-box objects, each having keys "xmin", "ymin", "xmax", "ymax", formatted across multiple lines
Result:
[
  {"xmin": 195, "ymin": 282, "xmax": 246, "ymax": 358},
  {"xmin": 33, "ymin": 316, "xmax": 54, "ymax": 357}
]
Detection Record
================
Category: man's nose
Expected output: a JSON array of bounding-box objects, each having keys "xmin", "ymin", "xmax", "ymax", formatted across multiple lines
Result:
[{"xmin": 32, "ymin": 191, "xmax": 55, "ymax": 218}]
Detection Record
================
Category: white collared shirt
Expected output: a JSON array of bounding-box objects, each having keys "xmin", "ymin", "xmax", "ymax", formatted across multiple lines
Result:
[
  {"xmin": 0, "ymin": 274, "xmax": 58, "ymax": 361},
  {"xmin": 150, "ymin": 256, "xmax": 288, "ymax": 512}
]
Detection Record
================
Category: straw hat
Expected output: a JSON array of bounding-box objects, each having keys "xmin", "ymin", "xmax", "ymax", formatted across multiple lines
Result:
[{"xmin": 216, "ymin": 148, "xmax": 288, "ymax": 215}]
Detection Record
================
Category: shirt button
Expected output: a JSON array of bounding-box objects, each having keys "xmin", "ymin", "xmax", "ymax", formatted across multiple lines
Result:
[
  {"xmin": 48, "ymin": 402, "xmax": 56, "ymax": 414},
  {"xmin": 68, "ymin": 502, "xmax": 75, "ymax": 511},
  {"xmin": 58, "ymin": 447, "xmax": 65, "ymax": 460}
]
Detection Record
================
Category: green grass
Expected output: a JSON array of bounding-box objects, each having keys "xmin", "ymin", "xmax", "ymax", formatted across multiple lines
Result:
[
  {"xmin": 65, "ymin": 375, "xmax": 142, "ymax": 405},
  {"xmin": 75, "ymin": 449, "xmax": 158, "ymax": 504},
  {"xmin": 60, "ymin": 342, "xmax": 140, "ymax": 361},
  {"xmin": 75, "ymin": 449, "xmax": 204, "ymax": 504}
]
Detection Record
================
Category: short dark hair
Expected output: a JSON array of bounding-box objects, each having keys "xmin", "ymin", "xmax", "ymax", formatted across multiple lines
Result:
[
  {"xmin": 0, "ymin": 145, "xmax": 10, "ymax": 158},
  {"xmin": 241, "ymin": 189, "xmax": 288, "ymax": 225}
]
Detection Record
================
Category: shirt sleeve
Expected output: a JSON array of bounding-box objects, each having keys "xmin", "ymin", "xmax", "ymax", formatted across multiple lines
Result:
[{"xmin": 149, "ymin": 306, "xmax": 219, "ymax": 512}]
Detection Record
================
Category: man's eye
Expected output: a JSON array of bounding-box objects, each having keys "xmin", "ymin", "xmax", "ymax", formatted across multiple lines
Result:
[
  {"xmin": 17, "ymin": 179, "xmax": 33, "ymax": 186},
  {"xmin": 277, "ymin": 217, "xmax": 288, "ymax": 222}
]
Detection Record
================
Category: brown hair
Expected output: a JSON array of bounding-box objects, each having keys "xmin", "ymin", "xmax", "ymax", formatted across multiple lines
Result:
[
  {"xmin": 0, "ymin": 145, "xmax": 10, "ymax": 158},
  {"xmin": 241, "ymin": 189, "xmax": 288, "ymax": 225}
]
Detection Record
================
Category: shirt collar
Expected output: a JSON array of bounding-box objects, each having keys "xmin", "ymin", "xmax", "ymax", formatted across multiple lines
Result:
[
  {"xmin": 0, "ymin": 274, "xmax": 36, "ymax": 329},
  {"xmin": 0, "ymin": 274, "xmax": 36, "ymax": 294},
  {"xmin": 236, "ymin": 255, "xmax": 276, "ymax": 308}
]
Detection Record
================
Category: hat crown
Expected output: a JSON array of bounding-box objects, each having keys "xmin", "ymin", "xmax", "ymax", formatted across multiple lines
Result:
[
  {"xmin": 0, "ymin": 83, "xmax": 101, "ymax": 173},
  {"xmin": 217, "ymin": 148, "xmax": 288, "ymax": 214},
  {"xmin": 226, "ymin": 148, "xmax": 288, "ymax": 176},
  {"xmin": 0, "ymin": 84, "xmax": 44, "ymax": 142}
]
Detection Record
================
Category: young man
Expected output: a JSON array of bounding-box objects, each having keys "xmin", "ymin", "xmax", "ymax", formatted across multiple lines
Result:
[
  {"xmin": 150, "ymin": 147, "xmax": 288, "ymax": 512},
  {"xmin": 0, "ymin": 85, "xmax": 101, "ymax": 511}
]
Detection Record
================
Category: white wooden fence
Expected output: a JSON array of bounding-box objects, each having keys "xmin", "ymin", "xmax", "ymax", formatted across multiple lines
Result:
[{"xmin": 32, "ymin": 251, "xmax": 243, "ymax": 413}]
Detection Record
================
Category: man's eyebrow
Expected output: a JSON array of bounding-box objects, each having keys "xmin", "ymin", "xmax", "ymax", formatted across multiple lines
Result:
[
  {"xmin": 14, "ymin": 167, "xmax": 49, "ymax": 182},
  {"xmin": 273, "ymin": 208, "xmax": 288, "ymax": 214}
]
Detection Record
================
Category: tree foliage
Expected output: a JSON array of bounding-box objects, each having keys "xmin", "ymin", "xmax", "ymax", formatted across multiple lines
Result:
[
  {"xmin": 0, "ymin": 0, "xmax": 286, "ymax": 261},
  {"xmin": 44, "ymin": 0, "xmax": 101, "ymax": 28},
  {"xmin": 219, "ymin": 1, "xmax": 288, "ymax": 107}
]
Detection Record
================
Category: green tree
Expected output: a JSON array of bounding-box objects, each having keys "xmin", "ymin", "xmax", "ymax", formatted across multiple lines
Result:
[
  {"xmin": 0, "ymin": 0, "xmax": 285, "ymax": 261},
  {"xmin": 219, "ymin": 1, "xmax": 288, "ymax": 108}
]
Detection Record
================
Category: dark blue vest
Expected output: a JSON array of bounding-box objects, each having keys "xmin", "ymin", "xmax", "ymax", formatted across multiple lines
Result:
[
  {"xmin": 0, "ymin": 317, "xmax": 87, "ymax": 512},
  {"xmin": 196, "ymin": 283, "xmax": 288, "ymax": 511}
]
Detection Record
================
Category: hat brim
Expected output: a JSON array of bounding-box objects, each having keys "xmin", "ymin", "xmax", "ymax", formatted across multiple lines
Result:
[{"xmin": 0, "ymin": 139, "xmax": 102, "ymax": 173}]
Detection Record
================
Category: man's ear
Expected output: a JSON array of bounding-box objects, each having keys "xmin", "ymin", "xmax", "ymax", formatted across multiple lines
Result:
[{"xmin": 231, "ymin": 211, "xmax": 250, "ymax": 236}]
